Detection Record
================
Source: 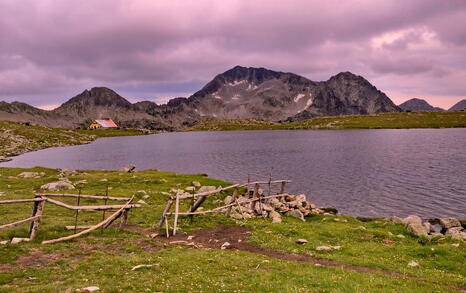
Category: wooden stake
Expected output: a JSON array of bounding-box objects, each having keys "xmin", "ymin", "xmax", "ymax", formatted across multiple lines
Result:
[
  {"xmin": 173, "ymin": 194, "xmax": 180, "ymax": 236},
  {"xmin": 74, "ymin": 188, "xmax": 81, "ymax": 233},
  {"xmin": 164, "ymin": 217, "xmax": 169, "ymax": 238},
  {"xmin": 101, "ymin": 185, "xmax": 109, "ymax": 233}
]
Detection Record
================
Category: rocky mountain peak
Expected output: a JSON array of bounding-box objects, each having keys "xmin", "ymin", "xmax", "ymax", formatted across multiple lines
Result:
[
  {"xmin": 448, "ymin": 99, "xmax": 466, "ymax": 111},
  {"xmin": 58, "ymin": 87, "xmax": 132, "ymax": 109}
]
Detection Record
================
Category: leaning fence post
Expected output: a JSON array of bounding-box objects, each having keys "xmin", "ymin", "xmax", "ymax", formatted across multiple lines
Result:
[{"xmin": 29, "ymin": 197, "xmax": 45, "ymax": 240}]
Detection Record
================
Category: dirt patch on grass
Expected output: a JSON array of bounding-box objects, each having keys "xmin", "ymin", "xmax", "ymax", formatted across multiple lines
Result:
[{"xmin": 161, "ymin": 225, "xmax": 465, "ymax": 291}]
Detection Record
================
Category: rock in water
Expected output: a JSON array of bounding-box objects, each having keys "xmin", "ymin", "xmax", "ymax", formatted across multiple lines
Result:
[
  {"xmin": 407, "ymin": 223, "xmax": 429, "ymax": 236},
  {"xmin": 41, "ymin": 181, "xmax": 75, "ymax": 191},
  {"xmin": 119, "ymin": 165, "xmax": 136, "ymax": 173}
]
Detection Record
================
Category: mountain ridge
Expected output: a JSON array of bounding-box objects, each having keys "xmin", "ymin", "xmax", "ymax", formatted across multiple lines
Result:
[
  {"xmin": 398, "ymin": 98, "xmax": 445, "ymax": 112},
  {"xmin": 0, "ymin": 66, "xmax": 409, "ymax": 129}
]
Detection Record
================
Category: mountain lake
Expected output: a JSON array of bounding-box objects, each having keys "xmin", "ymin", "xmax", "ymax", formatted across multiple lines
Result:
[{"xmin": 2, "ymin": 129, "xmax": 465, "ymax": 219}]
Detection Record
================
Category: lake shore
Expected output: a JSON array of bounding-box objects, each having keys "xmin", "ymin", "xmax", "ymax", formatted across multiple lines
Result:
[
  {"xmin": 0, "ymin": 166, "xmax": 465, "ymax": 292},
  {"xmin": 0, "ymin": 120, "xmax": 153, "ymax": 162}
]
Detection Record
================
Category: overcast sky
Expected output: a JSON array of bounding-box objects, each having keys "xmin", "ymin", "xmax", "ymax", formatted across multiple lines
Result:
[{"xmin": 1, "ymin": 0, "xmax": 465, "ymax": 109}]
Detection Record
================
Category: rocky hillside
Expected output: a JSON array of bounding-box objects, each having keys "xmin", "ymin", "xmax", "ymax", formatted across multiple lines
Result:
[
  {"xmin": 0, "ymin": 66, "xmax": 402, "ymax": 129},
  {"xmin": 398, "ymin": 98, "xmax": 445, "ymax": 112},
  {"xmin": 449, "ymin": 99, "xmax": 466, "ymax": 111}
]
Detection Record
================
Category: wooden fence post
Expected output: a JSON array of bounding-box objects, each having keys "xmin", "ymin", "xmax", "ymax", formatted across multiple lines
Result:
[
  {"xmin": 29, "ymin": 198, "xmax": 45, "ymax": 240},
  {"xmin": 173, "ymin": 194, "xmax": 180, "ymax": 236},
  {"xmin": 157, "ymin": 199, "xmax": 173, "ymax": 228},
  {"xmin": 119, "ymin": 209, "xmax": 129, "ymax": 229}
]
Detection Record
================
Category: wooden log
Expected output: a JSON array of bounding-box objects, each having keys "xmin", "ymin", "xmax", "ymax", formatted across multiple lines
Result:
[
  {"xmin": 36, "ymin": 193, "xmax": 129, "ymax": 201},
  {"xmin": 279, "ymin": 181, "xmax": 286, "ymax": 194},
  {"xmin": 0, "ymin": 215, "xmax": 41, "ymax": 230},
  {"xmin": 188, "ymin": 196, "xmax": 207, "ymax": 213},
  {"xmin": 29, "ymin": 198, "xmax": 46, "ymax": 240},
  {"xmin": 64, "ymin": 225, "xmax": 93, "ymax": 230},
  {"xmin": 173, "ymin": 184, "xmax": 240, "ymax": 200},
  {"xmin": 157, "ymin": 199, "xmax": 173, "ymax": 228},
  {"xmin": 45, "ymin": 197, "xmax": 140, "ymax": 210},
  {"xmin": 173, "ymin": 194, "xmax": 180, "ymax": 236},
  {"xmin": 170, "ymin": 180, "xmax": 291, "ymax": 200},
  {"xmin": 42, "ymin": 197, "xmax": 134, "ymax": 244},
  {"xmin": 0, "ymin": 198, "xmax": 46, "ymax": 204}
]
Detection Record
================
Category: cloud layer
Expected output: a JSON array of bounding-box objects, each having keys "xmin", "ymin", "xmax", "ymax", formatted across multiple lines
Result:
[{"xmin": 0, "ymin": 0, "xmax": 465, "ymax": 109}]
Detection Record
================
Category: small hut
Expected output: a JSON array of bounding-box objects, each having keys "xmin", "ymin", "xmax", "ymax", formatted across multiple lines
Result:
[{"xmin": 87, "ymin": 118, "xmax": 118, "ymax": 129}]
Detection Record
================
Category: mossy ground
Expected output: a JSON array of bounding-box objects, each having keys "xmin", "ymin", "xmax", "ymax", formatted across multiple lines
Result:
[
  {"xmin": 0, "ymin": 167, "xmax": 464, "ymax": 292},
  {"xmin": 187, "ymin": 112, "xmax": 466, "ymax": 131}
]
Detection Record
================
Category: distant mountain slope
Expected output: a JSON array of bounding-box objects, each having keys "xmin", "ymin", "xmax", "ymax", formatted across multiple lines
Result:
[
  {"xmin": 398, "ymin": 98, "xmax": 445, "ymax": 112},
  {"xmin": 188, "ymin": 66, "xmax": 400, "ymax": 121},
  {"xmin": 448, "ymin": 99, "xmax": 466, "ymax": 111},
  {"xmin": 0, "ymin": 66, "xmax": 402, "ymax": 129}
]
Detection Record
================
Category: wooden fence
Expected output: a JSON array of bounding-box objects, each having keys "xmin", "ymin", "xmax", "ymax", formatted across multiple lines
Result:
[
  {"xmin": 157, "ymin": 179, "xmax": 291, "ymax": 237},
  {"xmin": 0, "ymin": 190, "xmax": 140, "ymax": 244}
]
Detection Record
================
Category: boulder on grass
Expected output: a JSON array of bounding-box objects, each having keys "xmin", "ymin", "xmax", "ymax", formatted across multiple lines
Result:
[
  {"xmin": 41, "ymin": 181, "xmax": 75, "ymax": 191},
  {"xmin": 407, "ymin": 223, "xmax": 429, "ymax": 236},
  {"xmin": 18, "ymin": 172, "xmax": 45, "ymax": 178},
  {"xmin": 286, "ymin": 209, "xmax": 305, "ymax": 222},
  {"xmin": 198, "ymin": 186, "xmax": 217, "ymax": 193},
  {"xmin": 439, "ymin": 218, "xmax": 461, "ymax": 230},
  {"xmin": 402, "ymin": 215, "xmax": 422, "ymax": 226},
  {"xmin": 445, "ymin": 227, "xmax": 466, "ymax": 240}
]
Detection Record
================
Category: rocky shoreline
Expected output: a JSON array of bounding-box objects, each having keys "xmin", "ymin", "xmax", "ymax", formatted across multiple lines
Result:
[{"xmin": 390, "ymin": 215, "xmax": 466, "ymax": 241}]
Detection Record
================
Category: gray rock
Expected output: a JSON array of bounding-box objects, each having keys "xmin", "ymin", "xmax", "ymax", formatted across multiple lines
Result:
[
  {"xmin": 296, "ymin": 239, "xmax": 308, "ymax": 244},
  {"xmin": 445, "ymin": 227, "xmax": 466, "ymax": 240},
  {"xmin": 407, "ymin": 223, "xmax": 429, "ymax": 236},
  {"xmin": 439, "ymin": 218, "xmax": 461, "ymax": 229},
  {"xmin": 224, "ymin": 196, "xmax": 233, "ymax": 205},
  {"xmin": 185, "ymin": 186, "xmax": 196, "ymax": 191},
  {"xmin": 0, "ymin": 240, "xmax": 9, "ymax": 245},
  {"xmin": 286, "ymin": 209, "xmax": 305, "ymax": 222},
  {"xmin": 220, "ymin": 242, "xmax": 230, "ymax": 250},
  {"xmin": 191, "ymin": 181, "xmax": 201, "ymax": 187},
  {"xmin": 40, "ymin": 181, "xmax": 75, "ymax": 191},
  {"xmin": 269, "ymin": 210, "xmax": 282, "ymax": 223},
  {"xmin": 119, "ymin": 165, "xmax": 136, "ymax": 173},
  {"xmin": 407, "ymin": 261, "xmax": 419, "ymax": 267},
  {"xmin": 402, "ymin": 215, "xmax": 422, "ymax": 226}
]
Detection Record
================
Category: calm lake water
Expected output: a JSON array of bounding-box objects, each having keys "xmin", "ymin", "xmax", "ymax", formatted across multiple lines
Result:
[{"xmin": 2, "ymin": 129, "xmax": 465, "ymax": 218}]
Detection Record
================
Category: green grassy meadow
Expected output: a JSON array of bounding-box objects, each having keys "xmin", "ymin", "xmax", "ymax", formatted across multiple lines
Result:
[
  {"xmin": 0, "ymin": 167, "xmax": 464, "ymax": 292},
  {"xmin": 187, "ymin": 111, "xmax": 466, "ymax": 131}
]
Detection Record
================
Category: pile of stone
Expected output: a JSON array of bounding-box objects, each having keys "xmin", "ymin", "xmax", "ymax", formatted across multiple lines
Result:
[
  {"xmin": 390, "ymin": 215, "xmax": 466, "ymax": 241},
  {"xmin": 169, "ymin": 182, "xmax": 333, "ymax": 223},
  {"xmin": 225, "ymin": 193, "xmax": 331, "ymax": 223}
]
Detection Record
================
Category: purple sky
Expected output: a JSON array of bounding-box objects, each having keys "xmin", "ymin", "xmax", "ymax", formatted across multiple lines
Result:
[{"xmin": 1, "ymin": 0, "xmax": 465, "ymax": 110}]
